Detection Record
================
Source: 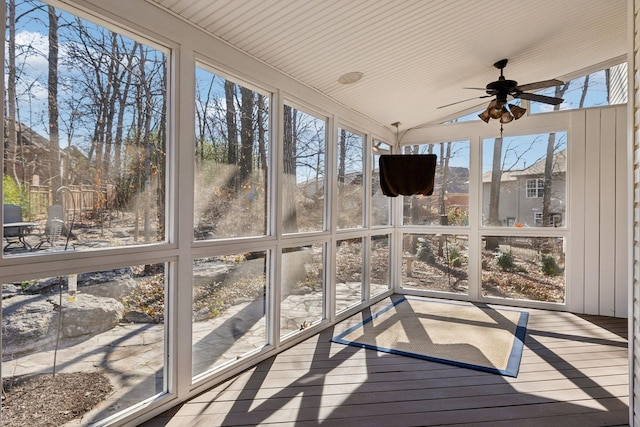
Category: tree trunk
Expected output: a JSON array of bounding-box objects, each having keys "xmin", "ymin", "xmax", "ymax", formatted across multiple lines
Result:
[
  {"xmin": 542, "ymin": 83, "xmax": 569, "ymax": 225},
  {"xmin": 282, "ymin": 105, "xmax": 298, "ymax": 232},
  {"xmin": 257, "ymin": 94, "xmax": 267, "ymax": 170},
  {"xmin": 6, "ymin": 0, "xmax": 19, "ymax": 183},
  {"xmin": 224, "ymin": 80, "xmax": 238, "ymax": 189},
  {"xmin": 239, "ymin": 87, "xmax": 254, "ymax": 186},
  {"xmin": 437, "ymin": 142, "xmax": 451, "ymax": 256},
  {"xmin": 138, "ymin": 44, "xmax": 153, "ymax": 243},
  {"xmin": 114, "ymin": 41, "xmax": 138, "ymax": 181},
  {"xmin": 48, "ymin": 6, "xmax": 62, "ymax": 198},
  {"xmin": 541, "ymin": 133, "xmax": 556, "ymax": 226},
  {"xmin": 486, "ymin": 136, "xmax": 503, "ymax": 250},
  {"xmin": 338, "ymin": 129, "xmax": 346, "ymax": 183}
]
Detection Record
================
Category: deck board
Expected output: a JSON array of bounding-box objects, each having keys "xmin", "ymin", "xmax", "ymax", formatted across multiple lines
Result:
[{"xmin": 140, "ymin": 300, "xmax": 629, "ymax": 426}]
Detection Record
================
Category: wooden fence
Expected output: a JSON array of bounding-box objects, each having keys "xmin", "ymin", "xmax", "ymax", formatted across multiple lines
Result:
[{"xmin": 27, "ymin": 184, "xmax": 113, "ymax": 221}]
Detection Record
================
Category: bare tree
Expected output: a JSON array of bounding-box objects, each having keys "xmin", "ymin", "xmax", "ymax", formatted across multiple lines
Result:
[
  {"xmin": 6, "ymin": 0, "xmax": 19, "ymax": 183},
  {"xmin": 195, "ymin": 74, "xmax": 216, "ymax": 164},
  {"xmin": 47, "ymin": 5, "xmax": 61, "ymax": 196},
  {"xmin": 239, "ymin": 86, "xmax": 254, "ymax": 186},
  {"xmin": 542, "ymin": 83, "xmax": 569, "ymax": 226},
  {"xmin": 485, "ymin": 135, "xmax": 504, "ymax": 250},
  {"xmin": 338, "ymin": 129, "xmax": 346, "ymax": 184},
  {"xmin": 256, "ymin": 94, "xmax": 267, "ymax": 170},
  {"xmin": 282, "ymin": 105, "xmax": 297, "ymax": 232},
  {"xmin": 224, "ymin": 80, "xmax": 237, "ymax": 173}
]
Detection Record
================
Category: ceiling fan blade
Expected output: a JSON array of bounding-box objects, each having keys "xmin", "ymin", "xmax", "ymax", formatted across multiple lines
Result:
[
  {"xmin": 437, "ymin": 95, "xmax": 491, "ymax": 109},
  {"xmin": 515, "ymin": 92, "xmax": 564, "ymax": 105},
  {"xmin": 515, "ymin": 79, "xmax": 564, "ymax": 92},
  {"xmin": 462, "ymin": 87, "xmax": 488, "ymax": 91}
]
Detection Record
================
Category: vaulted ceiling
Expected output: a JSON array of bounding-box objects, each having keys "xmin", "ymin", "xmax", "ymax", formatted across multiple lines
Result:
[{"xmin": 148, "ymin": 0, "xmax": 627, "ymax": 132}]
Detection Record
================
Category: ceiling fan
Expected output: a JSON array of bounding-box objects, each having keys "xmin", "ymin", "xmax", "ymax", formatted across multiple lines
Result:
[{"xmin": 439, "ymin": 59, "xmax": 565, "ymax": 124}]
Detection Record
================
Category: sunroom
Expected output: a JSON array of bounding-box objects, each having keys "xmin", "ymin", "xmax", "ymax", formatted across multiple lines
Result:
[{"xmin": 0, "ymin": 0, "xmax": 636, "ymax": 426}]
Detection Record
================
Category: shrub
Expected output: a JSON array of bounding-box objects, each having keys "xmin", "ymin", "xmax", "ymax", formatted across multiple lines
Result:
[
  {"xmin": 495, "ymin": 250, "xmax": 515, "ymax": 272},
  {"xmin": 3, "ymin": 175, "xmax": 30, "ymax": 217},
  {"xmin": 447, "ymin": 207, "xmax": 468, "ymax": 226},
  {"xmin": 416, "ymin": 241, "xmax": 435, "ymax": 263},
  {"xmin": 447, "ymin": 245, "xmax": 463, "ymax": 267},
  {"xmin": 540, "ymin": 253, "xmax": 561, "ymax": 276}
]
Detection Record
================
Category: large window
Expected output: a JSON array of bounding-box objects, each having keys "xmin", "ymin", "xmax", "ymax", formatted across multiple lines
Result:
[
  {"xmin": 280, "ymin": 244, "xmax": 325, "ymax": 339},
  {"xmin": 3, "ymin": 2, "xmax": 171, "ymax": 424},
  {"xmin": 481, "ymin": 236, "xmax": 565, "ymax": 303},
  {"xmin": 3, "ymin": 0, "xmax": 167, "ymax": 256},
  {"xmin": 482, "ymin": 132, "xmax": 567, "ymax": 227},
  {"xmin": 194, "ymin": 67, "xmax": 270, "ymax": 239},
  {"xmin": 335, "ymin": 238, "xmax": 363, "ymax": 313},
  {"xmin": 282, "ymin": 106, "xmax": 327, "ymax": 234},
  {"xmin": 370, "ymin": 234, "xmax": 391, "ymax": 298},
  {"xmin": 530, "ymin": 62, "xmax": 628, "ymax": 113},
  {"xmin": 402, "ymin": 141, "xmax": 470, "ymax": 226},
  {"xmin": 371, "ymin": 140, "xmax": 391, "ymax": 226},
  {"xmin": 336, "ymin": 128, "xmax": 364, "ymax": 229},
  {"xmin": 192, "ymin": 252, "xmax": 267, "ymax": 378},
  {"xmin": 401, "ymin": 233, "xmax": 469, "ymax": 295},
  {"xmin": 2, "ymin": 263, "xmax": 167, "ymax": 425}
]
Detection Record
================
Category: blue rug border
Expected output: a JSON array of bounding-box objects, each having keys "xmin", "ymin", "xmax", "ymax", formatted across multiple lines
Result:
[{"xmin": 331, "ymin": 296, "xmax": 528, "ymax": 377}]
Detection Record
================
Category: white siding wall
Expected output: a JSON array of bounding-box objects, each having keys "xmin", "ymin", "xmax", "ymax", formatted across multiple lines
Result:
[{"xmin": 569, "ymin": 106, "xmax": 628, "ymax": 317}]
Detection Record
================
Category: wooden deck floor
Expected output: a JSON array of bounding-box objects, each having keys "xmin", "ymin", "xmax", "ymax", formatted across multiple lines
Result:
[{"xmin": 141, "ymin": 298, "xmax": 629, "ymax": 427}]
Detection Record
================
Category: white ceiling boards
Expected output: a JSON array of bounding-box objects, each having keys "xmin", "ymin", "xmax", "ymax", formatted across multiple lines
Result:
[{"xmin": 149, "ymin": 0, "xmax": 626, "ymax": 131}]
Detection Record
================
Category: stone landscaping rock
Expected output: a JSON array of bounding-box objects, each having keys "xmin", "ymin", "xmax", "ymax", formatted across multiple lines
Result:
[
  {"xmin": 192, "ymin": 260, "xmax": 233, "ymax": 287},
  {"xmin": 80, "ymin": 270, "xmax": 137, "ymax": 300},
  {"xmin": 2, "ymin": 294, "xmax": 57, "ymax": 356},
  {"xmin": 2, "ymin": 293, "xmax": 124, "ymax": 356},
  {"xmin": 123, "ymin": 310, "xmax": 154, "ymax": 323},
  {"xmin": 60, "ymin": 294, "xmax": 124, "ymax": 338}
]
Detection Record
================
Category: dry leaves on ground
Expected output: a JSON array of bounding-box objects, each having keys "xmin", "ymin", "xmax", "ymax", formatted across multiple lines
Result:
[{"xmin": 2, "ymin": 371, "xmax": 112, "ymax": 427}]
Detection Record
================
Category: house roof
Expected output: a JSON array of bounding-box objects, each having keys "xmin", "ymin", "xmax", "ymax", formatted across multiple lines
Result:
[
  {"xmin": 482, "ymin": 150, "xmax": 567, "ymax": 183},
  {"xmin": 148, "ymin": 0, "xmax": 626, "ymax": 132},
  {"xmin": 511, "ymin": 150, "xmax": 567, "ymax": 176}
]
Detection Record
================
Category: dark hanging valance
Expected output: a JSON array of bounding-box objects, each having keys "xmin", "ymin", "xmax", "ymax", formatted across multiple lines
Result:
[{"xmin": 379, "ymin": 154, "xmax": 437, "ymax": 197}]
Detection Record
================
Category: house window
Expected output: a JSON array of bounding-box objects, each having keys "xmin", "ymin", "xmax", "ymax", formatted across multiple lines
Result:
[
  {"xmin": 534, "ymin": 212, "xmax": 543, "ymax": 226},
  {"xmin": 526, "ymin": 179, "xmax": 545, "ymax": 198},
  {"xmin": 534, "ymin": 212, "xmax": 562, "ymax": 227}
]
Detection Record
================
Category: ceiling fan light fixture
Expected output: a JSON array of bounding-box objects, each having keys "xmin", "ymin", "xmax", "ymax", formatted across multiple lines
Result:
[
  {"xmin": 489, "ymin": 105, "xmax": 503, "ymax": 120},
  {"xmin": 500, "ymin": 107, "xmax": 514, "ymax": 124},
  {"xmin": 478, "ymin": 109, "xmax": 491, "ymax": 123},
  {"xmin": 508, "ymin": 104, "xmax": 527, "ymax": 120}
]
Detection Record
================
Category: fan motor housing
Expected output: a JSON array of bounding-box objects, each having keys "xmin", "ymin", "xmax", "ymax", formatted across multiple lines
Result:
[{"xmin": 486, "ymin": 79, "xmax": 517, "ymax": 95}]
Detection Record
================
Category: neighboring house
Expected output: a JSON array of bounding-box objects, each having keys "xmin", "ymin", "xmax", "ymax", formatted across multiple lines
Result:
[
  {"xmin": 3, "ymin": 118, "xmax": 71, "ymax": 187},
  {"xmin": 482, "ymin": 150, "xmax": 567, "ymax": 227}
]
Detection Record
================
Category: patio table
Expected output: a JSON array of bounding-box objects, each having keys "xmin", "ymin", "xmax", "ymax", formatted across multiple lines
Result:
[{"xmin": 3, "ymin": 221, "xmax": 38, "ymax": 251}]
